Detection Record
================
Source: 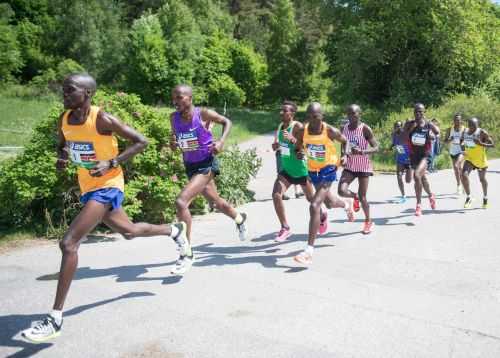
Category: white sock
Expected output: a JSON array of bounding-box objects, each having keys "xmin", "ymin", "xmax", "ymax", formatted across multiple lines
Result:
[
  {"xmin": 51, "ymin": 309, "xmax": 63, "ymax": 324},
  {"xmin": 305, "ymin": 245, "xmax": 314, "ymax": 255},
  {"xmin": 234, "ymin": 213, "xmax": 243, "ymax": 225},
  {"xmin": 170, "ymin": 225, "xmax": 179, "ymax": 239}
]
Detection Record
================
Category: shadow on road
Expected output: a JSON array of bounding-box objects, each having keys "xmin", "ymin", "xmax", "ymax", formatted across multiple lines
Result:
[
  {"xmin": 37, "ymin": 261, "xmax": 180, "ymax": 285},
  {"xmin": 192, "ymin": 234, "xmax": 334, "ymax": 272},
  {"xmin": 0, "ymin": 291, "xmax": 155, "ymax": 358}
]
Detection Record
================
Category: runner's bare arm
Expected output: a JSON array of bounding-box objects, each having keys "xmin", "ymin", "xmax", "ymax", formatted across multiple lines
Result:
[
  {"xmin": 478, "ymin": 129, "xmax": 494, "ymax": 148},
  {"xmin": 90, "ymin": 111, "xmax": 148, "ymax": 177},
  {"xmin": 362, "ymin": 125, "xmax": 379, "ymax": 154},
  {"xmin": 444, "ymin": 127, "xmax": 452, "ymax": 143},
  {"xmin": 201, "ymin": 108, "xmax": 232, "ymax": 154},
  {"xmin": 56, "ymin": 113, "xmax": 69, "ymax": 170},
  {"xmin": 326, "ymin": 125, "xmax": 347, "ymax": 145},
  {"xmin": 286, "ymin": 121, "xmax": 303, "ymax": 144},
  {"xmin": 169, "ymin": 113, "xmax": 178, "ymax": 151},
  {"xmin": 429, "ymin": 122, "xmax": 440, "ymax": 136},
  {"xmin": 294, "ymin": 126, "xmax": 305, "ymax": 159}
]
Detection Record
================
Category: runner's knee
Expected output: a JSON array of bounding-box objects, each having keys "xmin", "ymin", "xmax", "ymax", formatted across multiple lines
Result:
[
  {"xmin": 59, "ymin": 235, "xmax": 79, "ymax": 254},
  {"xmin": 309, "ymin": 201, "xmax": 321, "ymax": 214},
  {"xmin": 175, "ymin": 196, "xmax": 188, "ymax": 211}
]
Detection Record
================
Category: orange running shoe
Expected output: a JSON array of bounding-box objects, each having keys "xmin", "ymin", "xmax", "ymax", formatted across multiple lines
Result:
[
  {"xmin": 415, "ymin": 204, "xmax": 422, "ymax": 217},
  {"xmin": 353, "ymin": 195, "xmax": 360, "ymax": 212},
  {"xmin": 429, "ymin": 194, "xmax": 436, "ymax": 210},
  {"xmin": 362, "ymin": 221, "xmax": 374, "ymax": 234},
  {"xmin": 294, "ymin": 251, "xmax": 313, "ymax": 265}
]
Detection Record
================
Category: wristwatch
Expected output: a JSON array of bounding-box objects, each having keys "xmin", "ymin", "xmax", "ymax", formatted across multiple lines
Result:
[{"xmin": 109, "ymin": 158, "xmax": 119, "ymax": 169}]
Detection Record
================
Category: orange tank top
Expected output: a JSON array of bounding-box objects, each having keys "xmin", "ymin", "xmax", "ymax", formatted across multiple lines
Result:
[
  {"xmin": 61, "ymin": 106, "xmax": 124, "ymax": 195},
  {"xmin": 303, "ymin": 123, "xmax": 338, "ymax": 171}
]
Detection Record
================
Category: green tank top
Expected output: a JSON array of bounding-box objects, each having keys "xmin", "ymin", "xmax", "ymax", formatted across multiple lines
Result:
[{"xmin": 278, "ymin": 121, "xmax": 308, "ymax": 178}]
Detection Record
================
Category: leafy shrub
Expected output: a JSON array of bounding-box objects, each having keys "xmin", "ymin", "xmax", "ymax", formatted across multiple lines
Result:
[
  {"xmin": 207, "ymin": 75, "xmax": 246, "ymax": 107},
  {"xmin": 0, "ymin": 90, "xmax": 261, "ymax": 235}
]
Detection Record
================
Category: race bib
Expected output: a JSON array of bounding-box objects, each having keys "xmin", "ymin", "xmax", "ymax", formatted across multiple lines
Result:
[
  {"xmin": 452, "ymin": 137, "xmax": 461, "ymax": 145},
  {"xmin": 395, "ymin": 145, "xmax": 405, "ymax": 154},
  {"xmin": 464, "ymin": 139, "xmax": 476, "ymax": 148},
  {"xmin": 68, "ymin": 141, "xmax": 97, "ymax": 169},
  {"xmin": 306, "ymin": 144, "xmax": 326, "ymax": 162},
  {"xmin": 178, "ymin": 131, "xmax": 199, "ymax": 152},
  {"xmin": 280, "ymin": 143, "xmax": 291, "ymax": 157},
  {"xmin": 411, "ymin": 133, "xmax": 426, "ymax": 146}
]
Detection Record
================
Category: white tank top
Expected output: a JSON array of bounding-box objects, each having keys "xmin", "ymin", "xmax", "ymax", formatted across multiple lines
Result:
[{"xmin": 448, "ymin": 127, "xmax": 464, "ymax": 155}]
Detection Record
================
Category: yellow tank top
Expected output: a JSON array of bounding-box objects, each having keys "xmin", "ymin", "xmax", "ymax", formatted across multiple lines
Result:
[
  {"xmin": 303, "ymin": 123, "xmax": 338, "ymax": 171},
  {"xmin": 61, "ymin": 106, "xmax": 124, "ymax": 195},
  {"xmin": 463, "ymin": 128, "xmax": 488, "ymax": 169}
]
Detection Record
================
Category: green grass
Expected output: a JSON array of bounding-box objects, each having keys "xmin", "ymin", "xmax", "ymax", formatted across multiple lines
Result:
[{"xmin": 0, "ymin": 96, "xmax": 56, "ymax": 147}]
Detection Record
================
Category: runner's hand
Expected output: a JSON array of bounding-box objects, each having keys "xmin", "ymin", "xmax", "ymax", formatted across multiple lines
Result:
[
  {"xmin": 89, "ymin": 160, "xmax": 111, "ymax": 177},
  {"xmin": 272, "ymin": 142, "xmax": 280, "ymax": 151},
  {"xmin": 283, "ymin": 130, "xmax": 296, "ymax": 143},
  {"xmin": 351, "ymin": 146, "xmax": 363, "ymax": 155},
  {"xmin": 340, "ymin": 155, "xmax": 347, "ymax": 166},
  {"xmin": 56, "ymin": 158, "xmax": 69, "ymax": 171},
  {"xmin": 296, "ymin": 150, "xmax": 305, "ymax": 160},
  {"xmin": 169, "ymin": 136, "xmax": 178, "ymax": 151},
  {"xmin": 211, "ymin": 140, "xmax": 224, "ymax": 155}
]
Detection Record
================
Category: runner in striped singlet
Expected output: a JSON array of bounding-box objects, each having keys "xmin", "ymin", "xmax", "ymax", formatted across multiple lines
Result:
[
  {"xmin": 338, "ymin": 104, "xmax": 379, "ymax": 234},
  {"xmin": 460, "ymin": 117, "xmax": 494, "ymax": 209},
  {"xmin": 402, "ymin": 103, "xmax": 439, "ymax": 216},
  {"xmin": 444, "ymin": 113, "xmax": 465, "ymax": 194}
]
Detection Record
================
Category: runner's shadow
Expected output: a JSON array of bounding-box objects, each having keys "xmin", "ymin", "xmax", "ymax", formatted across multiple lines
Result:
[
  {"xmin": 192, "ymin": 237, "xmax": 333, "ymax": 272},
  {"xmin": 37, "ymin": 261, "xmax": 178, "ymax": 284},
  {"xmin": 0, "ymin": 291, "xmax": 154, "ymax": 358}
]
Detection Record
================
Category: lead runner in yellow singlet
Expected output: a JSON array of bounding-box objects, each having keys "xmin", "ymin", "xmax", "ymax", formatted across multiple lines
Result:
[{"xmin": 21, "ymin": 74, "xmax": 191, "ymax": 344}]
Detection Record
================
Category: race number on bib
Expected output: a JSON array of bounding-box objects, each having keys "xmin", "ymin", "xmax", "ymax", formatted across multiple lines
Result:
[
  {"xmin": 411, "ymin": 133, "xmax": 426, "ymax": 146},
  {"xmin": 452, "ymin": 137, "xmax": 461, "ymax": 145},
  {"xmin": 280, "ymin": 143, "xmax": 291, "ymax": 157},
  {"xmin": 68, "ymin": 141, "xmax": 97, "ymax": 169},
  {"xmin": 178, "ymin": 131, "xmax": 200, "ymax": 152},
  {"xmin": 464, "ymin": 139, "xmax": 476, "ymax": 148},
  {"xmin": 396, "ymin": 145, "xmax": 405, "ymax": 154},
  {"xmin": 306, "ymin": 144, "xmax": 326, "ymax": 162}
]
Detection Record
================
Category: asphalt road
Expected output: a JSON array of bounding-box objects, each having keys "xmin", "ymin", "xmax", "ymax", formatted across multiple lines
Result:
[{"xmin": 1, "ymin": 135, "xmax": 500, "ymax": 358}]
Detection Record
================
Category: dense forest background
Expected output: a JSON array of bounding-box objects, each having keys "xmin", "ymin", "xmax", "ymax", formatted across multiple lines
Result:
[{"xmin": 1, "ymin": 0, "xmax": 499, "ymax": 109}]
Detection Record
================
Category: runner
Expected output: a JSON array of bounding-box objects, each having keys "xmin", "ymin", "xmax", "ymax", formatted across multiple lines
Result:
[
  {"xmin": 170, "ymin": 84, "xmax": 248, "ymax": 274},
  {"xmin": 444, "ymin": 113, "xmax": 465, "ymax": 194},
  {"xmin": 428, "ymin": 118, "xmax": 441, "ymax": 173},
  {"xmin": 390, "ymin": 121, "xmax": 412, "ymax": 203},
  {"xmin": 338, "ymin": 104, "xmax": 379, "ymax": 234},
  {"xmin": 460, "ymin": 117, "xmax": 494, "ymax": 208},
  {"xmin": 402, "ymin": 103, "xmax": 439, "ymax": 216},
  {"xmin": 21, "ymin": 74, "xmax": 190, "ymax": 343},
  {"xmin": 273, "ymin": 119, "xmax": 304, "ymax": 201},
  {"xmin": 271, "ymin": 101, "xmax": 315, "ymax": 242},
  {"xmin": 293, "ymin": 102, "xmax": 350, "ymax": 264}
]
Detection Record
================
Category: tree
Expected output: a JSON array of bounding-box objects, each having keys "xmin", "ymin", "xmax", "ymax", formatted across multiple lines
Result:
[
  {"xmin": 126, "ymin": 13, "xmax": 169, "ymax": 103},
  {"xmin": 265, "ymin": 0, "xmax": 313, "ymax": 103},
  {"xmin": 0, "ymin": 4, "xmax": 23, "ymax": 81},
  {"xmin": 323, "ymin": 0, "xmax": 500, "ymax": 106}
]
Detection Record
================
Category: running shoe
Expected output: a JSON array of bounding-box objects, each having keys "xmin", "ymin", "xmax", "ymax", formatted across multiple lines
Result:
[
  {"xmin": 482, "ymin": 198, "xmax": 488, "ymax": 209},
  {"xmin": 396, "ymin": 196, "xmax": 407, "ymax": 204},
  {"xmin": 353, "ymin": 195, "xmax": 360, "ymax": 212},
  {"xmin": 236, "ymin": 213, "xmax": 248, "ymax": 241},
  {"xmin": 362, "ymin": 221, "xmax": 374, "ymax": 234},
  {"xmin": 464, "ymin": 197, "xmax": 473, "ymax": 208},
  {"xmin": 429, "ymin": 194, "xmax": 436, "ymax": 210},
  {"xmin": 172, "ymin": 222, "xmax": 191, "ymax": 257},
  {"xmin": 295, "ymin": 192, "xmax": 305, "ymax": 199},
  {"xmin": 415, "ymin": 204, "xmax": 422, "ymax": 217},
  {"xmin": 275, "ymin": 227, "xmax": 292, "ymax": 242},
  {"xmin": 171, "ymin": 254, "xmax": 195, "ymax": 275},
  {"xmin": 22, "ymin": 315, "xmax": 62, "ymax": 343},
  {"xmin": 318, "ymin": 212, "xmax": 328, "ymax": 235},
  {"xmin": 294, "ymin": 251, "xmax": 313, "ymax": 265}
]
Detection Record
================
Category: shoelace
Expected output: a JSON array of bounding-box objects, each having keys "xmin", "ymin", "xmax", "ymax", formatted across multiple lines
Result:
[{"xmin": 32, "ymin": 318, "xmax": 54, "ymax": 334}]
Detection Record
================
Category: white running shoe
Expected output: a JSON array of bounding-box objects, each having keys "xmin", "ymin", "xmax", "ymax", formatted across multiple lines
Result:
[
  {"xmin": 236, "ymin": 213, "xmax": 248, "ymax": 241},
  {"xmin": 172, "ymin": 222, "xmax": 191, "ymax": 257},
  {"xmin": 22, "ymin": 315, "xmax": 62, "ymax": 343},
  {"xmin": 171, "ymin": 254, "xmax": 195, "ymax": 275}
]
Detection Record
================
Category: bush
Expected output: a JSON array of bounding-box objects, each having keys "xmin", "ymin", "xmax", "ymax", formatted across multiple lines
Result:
[
  {"xmin": 207, "ymin": 75, "xmax": 246, "ymax": 107},
  {"xmin": 30, "ymin": 59, "xmax": 85, "ymax": 94},
  {"xmin": 0, "ymin": 90, "xmax": 261, "ymax": 235}
]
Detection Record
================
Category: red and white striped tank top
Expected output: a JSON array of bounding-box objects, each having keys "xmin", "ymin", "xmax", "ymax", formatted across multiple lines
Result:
[{"xmin": 342, "ymin": 123, "xmax": 373, "ymax": 173}]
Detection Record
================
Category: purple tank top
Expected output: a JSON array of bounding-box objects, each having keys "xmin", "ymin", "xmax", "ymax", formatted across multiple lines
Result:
[{"xmin": 173, "ymin": 107, "xmax": 213, "ymax": 164}]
